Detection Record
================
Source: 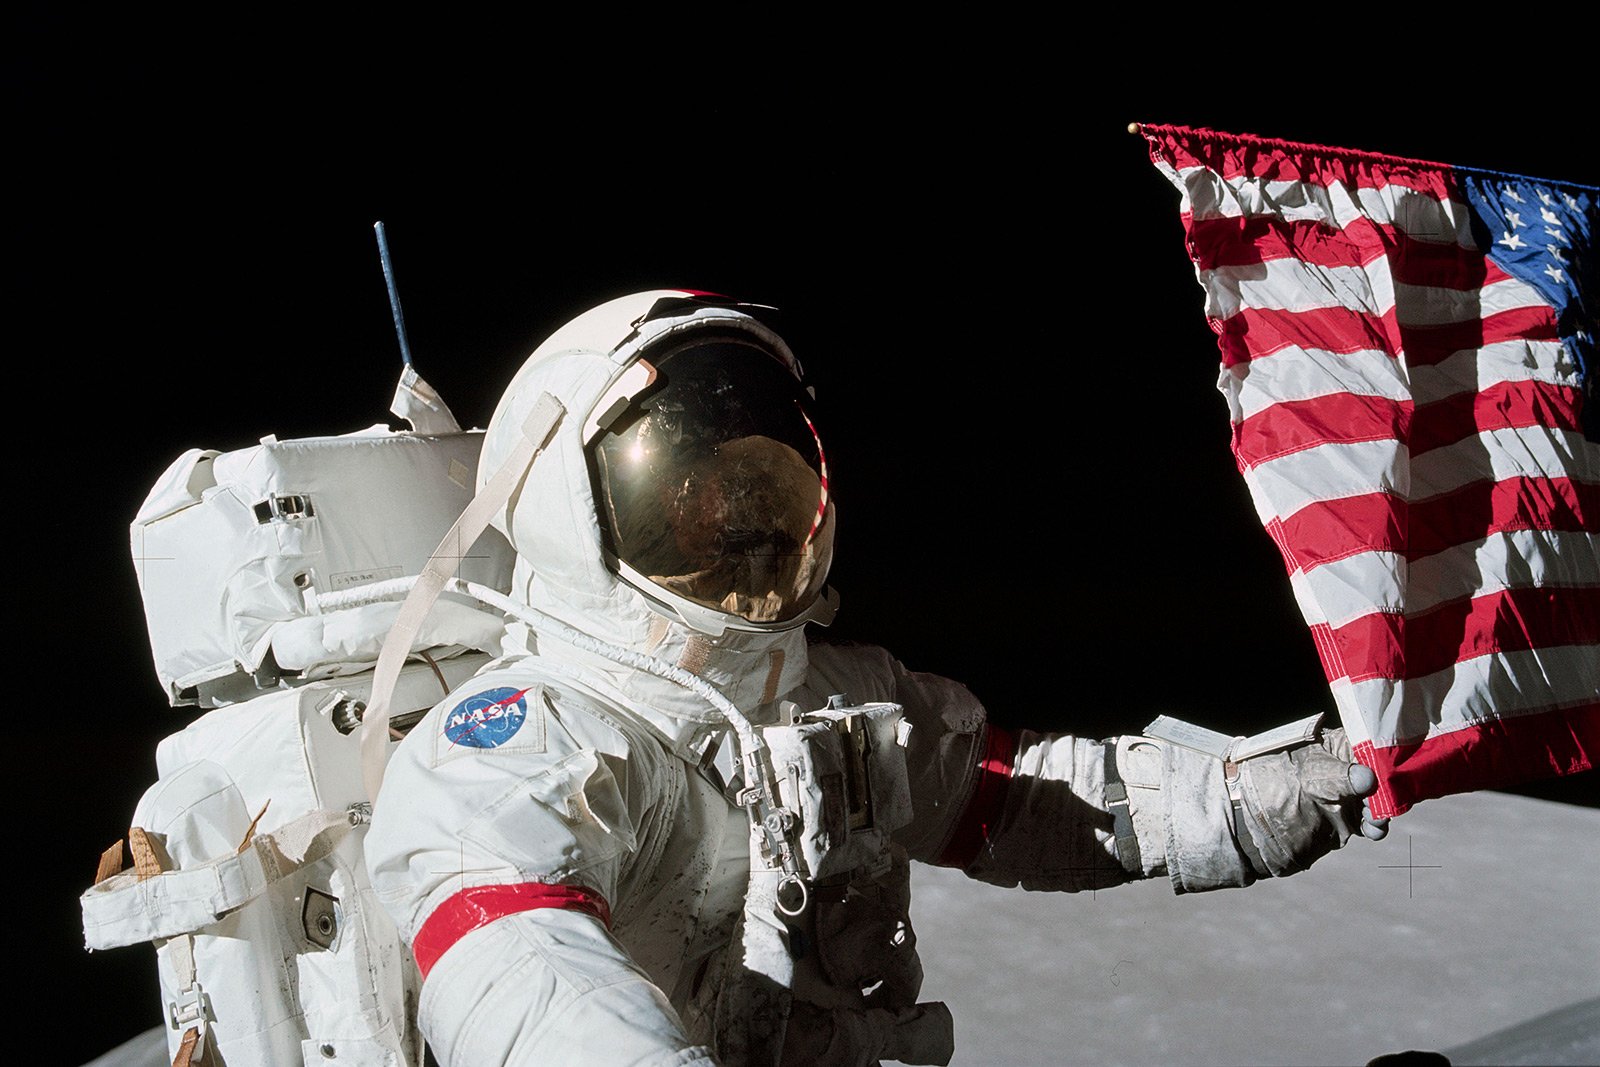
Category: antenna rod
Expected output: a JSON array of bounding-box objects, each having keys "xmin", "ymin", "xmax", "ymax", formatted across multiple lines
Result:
[{"xmin": 373, "ymin": 220, "xmax": 414, "ymax": 367}]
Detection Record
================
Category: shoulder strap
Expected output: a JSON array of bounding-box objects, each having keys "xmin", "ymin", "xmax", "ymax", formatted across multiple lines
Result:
[{"xmin": 360, "ymin": 392, "xmax": 566, "ymax": 801}]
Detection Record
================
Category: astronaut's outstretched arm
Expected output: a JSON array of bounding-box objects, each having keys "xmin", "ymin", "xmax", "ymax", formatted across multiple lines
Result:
[{"xmin": 846, "ymin": 647, "xmax": 1379, "ymax": 894}]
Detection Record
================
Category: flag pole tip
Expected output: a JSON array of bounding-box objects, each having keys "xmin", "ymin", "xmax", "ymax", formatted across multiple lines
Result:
[{"xmin": 1127, "ymin": 122, "xmax": 1143, "ymax": 135}]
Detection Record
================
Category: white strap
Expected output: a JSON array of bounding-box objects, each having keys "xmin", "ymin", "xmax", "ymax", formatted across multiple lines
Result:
[
  {"xmin": 390, "ymin": 365, "xmax": 460, "ymax": 435},
  {"xmin": 360, "ymin": 392, "xmax": 566, "ymax": 801},
  {"xmin": 80, "ymin": 809, "xmax": 352, "ymax": 948}
]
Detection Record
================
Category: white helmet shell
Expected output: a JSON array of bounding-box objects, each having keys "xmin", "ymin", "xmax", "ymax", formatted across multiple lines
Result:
[{"xmin": 476, "ymin": 291, "xmax": 830, "ymax": 730}]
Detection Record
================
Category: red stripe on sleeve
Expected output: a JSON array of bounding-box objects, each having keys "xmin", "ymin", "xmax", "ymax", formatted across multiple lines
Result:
[
  {"xmin": 412, "ymin": 882, "xmax": 613, "ymax": 979},
  {"xmin": 935, "ymin": 724, "xmax": 1018, "ymax": 871}
]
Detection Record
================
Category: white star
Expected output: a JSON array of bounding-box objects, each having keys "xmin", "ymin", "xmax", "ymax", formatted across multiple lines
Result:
[
  {"xmin": 1507, "ymin": 209, "xmax": 1524, "ymax": 228},
  {"xmin": 1541, "ymin": 207, "xmax": 1562, "ymax": 225},
  {"xmin": 1544, "ymin": 263, "xmax": 1566, "ymax": 283},
  {"xmin": 1565, "ymin": 193, "xmax": 1581, "ymax": 210},
  {"xmin": 1505, "ymin": 187, "xmax": 1525, "ymax": 203},
  {"xmin": 1500, "ymin": 230, "xmax": 1528, "ymax": 250},
  {"xmin": 1548, "ymin": 245, "xmax": 1569, "ymax": 264},
  {"xmin": 1538, "ymin": 190, "xmax": 1554, "ymax": 206},
  {"xmin": 1546, "ymin": 226, "xmax": 1569, "ymax": 243}
]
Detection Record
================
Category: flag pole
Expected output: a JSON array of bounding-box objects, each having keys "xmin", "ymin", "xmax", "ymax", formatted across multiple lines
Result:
[{"xmin": 1127, "ymin": 122, "xmax": 1143, "ymax": 135}]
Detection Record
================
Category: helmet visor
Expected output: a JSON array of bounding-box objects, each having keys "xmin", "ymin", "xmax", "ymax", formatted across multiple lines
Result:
[{"xmin": 590, "ymin": 336, "xmax": 834, "ymax": 624}]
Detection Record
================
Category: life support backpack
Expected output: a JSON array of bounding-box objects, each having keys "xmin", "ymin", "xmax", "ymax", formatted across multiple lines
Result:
[{"xmin": 80, "ymin": 369, "xmax": 514, "ymax": 1067}]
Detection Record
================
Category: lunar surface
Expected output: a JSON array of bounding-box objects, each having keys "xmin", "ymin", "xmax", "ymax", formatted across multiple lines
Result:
[{"xmin": 85, "ymin": 789, "xmax": 1598, "ymax": 1066}]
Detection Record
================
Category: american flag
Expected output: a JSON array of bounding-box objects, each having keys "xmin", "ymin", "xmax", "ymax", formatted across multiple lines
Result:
[{"xmin": 1142, "ymin": 124, "xmax": 1598, "ymax": 818}]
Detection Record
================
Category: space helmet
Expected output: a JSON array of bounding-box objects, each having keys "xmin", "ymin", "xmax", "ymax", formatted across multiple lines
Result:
[{"xmin": 480, "ymin": 290, "xmax": 837, "ymax": 639}]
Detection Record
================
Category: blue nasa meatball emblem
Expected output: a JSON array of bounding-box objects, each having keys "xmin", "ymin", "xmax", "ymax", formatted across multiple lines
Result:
[{"xmin": 442, "ymin": 686, "xmax": 531, "ymax": 749}]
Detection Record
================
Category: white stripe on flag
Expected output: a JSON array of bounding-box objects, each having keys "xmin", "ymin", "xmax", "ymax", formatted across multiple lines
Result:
[
  {"xmin": 1394, "ymin": 276, "xmax": 1546, "ymax": 326},
  {"xmin": 1202, "ymin": 260, "xmax": 1395, "ymax": 321},
  {"xmin": 1244, "ymin": 426, "xmax": 1595, "ymax": 524},
  {"xmin": 1167, "ymin": 166, "xmax": 1477, "ymax": 246},
  {"xmin": 1223, "ymin": 347, "xmax": 1409, "ymax": 424},
  {"xmin": 1244, "ymin": 440, "xmax": 1405, "ymax": 523},
  {"xmin": 1289, "ymin": 530, "xmax": 1600, "ymax": 629},
  {"xmin": 1335, "ymin": 644, "xmax": 1599, "ymax": 746},
  {"xmin": 1411, "ymin": 426, "xmax": 1599, "ymax": 498},
  {"xmin": 1410, "ymin": 339, "xmax": 1582, "ymax": 404}
]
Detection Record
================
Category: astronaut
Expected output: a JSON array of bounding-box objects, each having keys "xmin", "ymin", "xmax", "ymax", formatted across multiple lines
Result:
[{"xmin": 363, "ymin": 290, "xmax": 1384, "ymax": 1066}]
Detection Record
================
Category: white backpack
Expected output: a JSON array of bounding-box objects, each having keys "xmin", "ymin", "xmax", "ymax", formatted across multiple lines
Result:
[{"xmin": 81, "ymin": 370, "xmax": 512, "ymax": 1066}]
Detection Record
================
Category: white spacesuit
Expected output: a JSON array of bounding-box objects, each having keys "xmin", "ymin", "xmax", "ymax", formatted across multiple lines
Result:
[{"xmin": 363, "ymin": 291, "xmax": 1384, "ymax": 1067}]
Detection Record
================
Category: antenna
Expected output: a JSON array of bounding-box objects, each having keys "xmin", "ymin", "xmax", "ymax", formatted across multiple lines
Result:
[{"xmin": 373, "ymin": 221, "xmax": 414, "ymax": 367}]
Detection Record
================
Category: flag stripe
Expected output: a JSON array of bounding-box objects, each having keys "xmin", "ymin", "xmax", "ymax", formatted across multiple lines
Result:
[
  {"xmin": 1355, "ymin": 701, "xmax": 1597, "ymax": 818},
  {"xmin": 1215, "ymin": 298, "xmax": 1559, "ymax": 369},
  {"xmin": 1223, "ymin": 339, "xmax": 1580, "ymax": 424},
  {"xmin": 1288, "ymin": 531, "xmax": 1600, "ymax": 628},
  {"xmin": 1169, "ymin": 169, "xmax": 1474, "ymax": 243},
  {"xmin": 1244, "ymin": 426, "xmax": 1597, "ymax": 523},
  {"xmin": 1205, "ymin": 260, "xmax": 1544, "ymax": 332},
  {"xmin": 1277, "ymin": 476, "xmax": 1596, "ymax": 571},
  {"xmin": 1399, "ymin": 305, "xmax": 1562, "ymax": 365},
  {"xmin": 1235, "ymin": 380, "xmax": 1586, "ymax": 466},
  {"xmin": 1224, "ymin": 347, "xmax": 1407, "ymax": 422},
  {"xmin": 1187, "ymin": 214, "xmax": 1515, "ymax": 290},
  {"xmin": 1411, "ymin": 380, "xmax": 1585, "ymax": 456},
  {"xmin": 1320, "ymin": 585, "xmax": 1600, "ymax": 683},
  {"xmin": 1217, "ymin": 306, "xmax": 1401, "ymax": 367},
  {"xmin": 1335, "ymin": 644, "xmax": 1599, "ymax": 746}
]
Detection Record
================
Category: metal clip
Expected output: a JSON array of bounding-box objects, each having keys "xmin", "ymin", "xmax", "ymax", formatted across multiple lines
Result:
[
  {"xmin": 252, "ymin": 493, "xmax": 315, "ymax": 524},
  {"xmin": 168, "ymin": 982, "xmax": 212, "ymax": 1044}
]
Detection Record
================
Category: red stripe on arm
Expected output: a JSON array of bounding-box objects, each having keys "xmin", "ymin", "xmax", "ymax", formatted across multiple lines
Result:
[
  {"xmin": 934, "ymin": 724, "xmax": 1018, "ymax": 870},
  {"xmin": 412, "ymin": 883, "xmax": 613, "ymax": 979}
]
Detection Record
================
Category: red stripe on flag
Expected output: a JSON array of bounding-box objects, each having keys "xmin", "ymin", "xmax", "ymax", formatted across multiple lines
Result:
[
  {"xmin": 1400, "ymin": 305, "xmax": 1561, "ymax": 366},
  {"xmin": 1282, "ymin": 477, "xmax": 1598, "ymax": 571},
  {"xmin": 412, "ymin": 882, "xmax": 612, "ymax": 979},
  {"xmin": 1410, "ymin": 381, "xmax": 1586, "ymax": 456},
  {"xmin": 1408, "ymin": 477, "xmax": 1599, "ymax": 557},
  {"xmin": 1217, "ymin": 305, "xmax": 1401, "ymax": 367},
  {"xmin": 935, "ymin": 723, "xmax": 1017, "ymax": 871},
  {"xmin": 1215, "ymin": 303, "xmax": 1558, "ymax": 369},
  {"xmin": 1235, "ymin": 380, "xmax": 1586, "ymax": 467},
  {"xmin": 1236, "ymin": 393, "xmax": 1411, "ymax": 466},
  {"xmin": 1330, "ymin": 586, "xmax": 1600, "ymax": 683},
  {"xmin": 1148, "ymin": 126, "xmax": 1456, "ymax": 198},
  {"xmin": 1307, "ymin": 621, "xmax": 1349, "ymax": 684},
  {"xmin": 1186, "ymin": 215, "xmax": 1511, "ymax": 290},
  {"xmin": 1354, "ymin": 702, "xmax": 1599, "ymax": 818}
]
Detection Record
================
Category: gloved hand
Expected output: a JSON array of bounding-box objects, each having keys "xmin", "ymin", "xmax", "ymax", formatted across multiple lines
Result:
[{"xmin": 1232, "ymin": 726, "xmax": 1389, "ymax": 877}]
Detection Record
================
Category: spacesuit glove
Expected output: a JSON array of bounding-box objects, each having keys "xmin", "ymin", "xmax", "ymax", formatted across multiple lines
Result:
[{"xmin": 1232, "ymin": 726, "xmax": 1387, "ymax": 878}]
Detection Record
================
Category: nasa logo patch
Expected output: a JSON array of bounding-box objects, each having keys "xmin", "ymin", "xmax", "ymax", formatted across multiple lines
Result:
[{"xmin": 442, "ymin": 687, "xmax": 532, "ymax": 749}]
